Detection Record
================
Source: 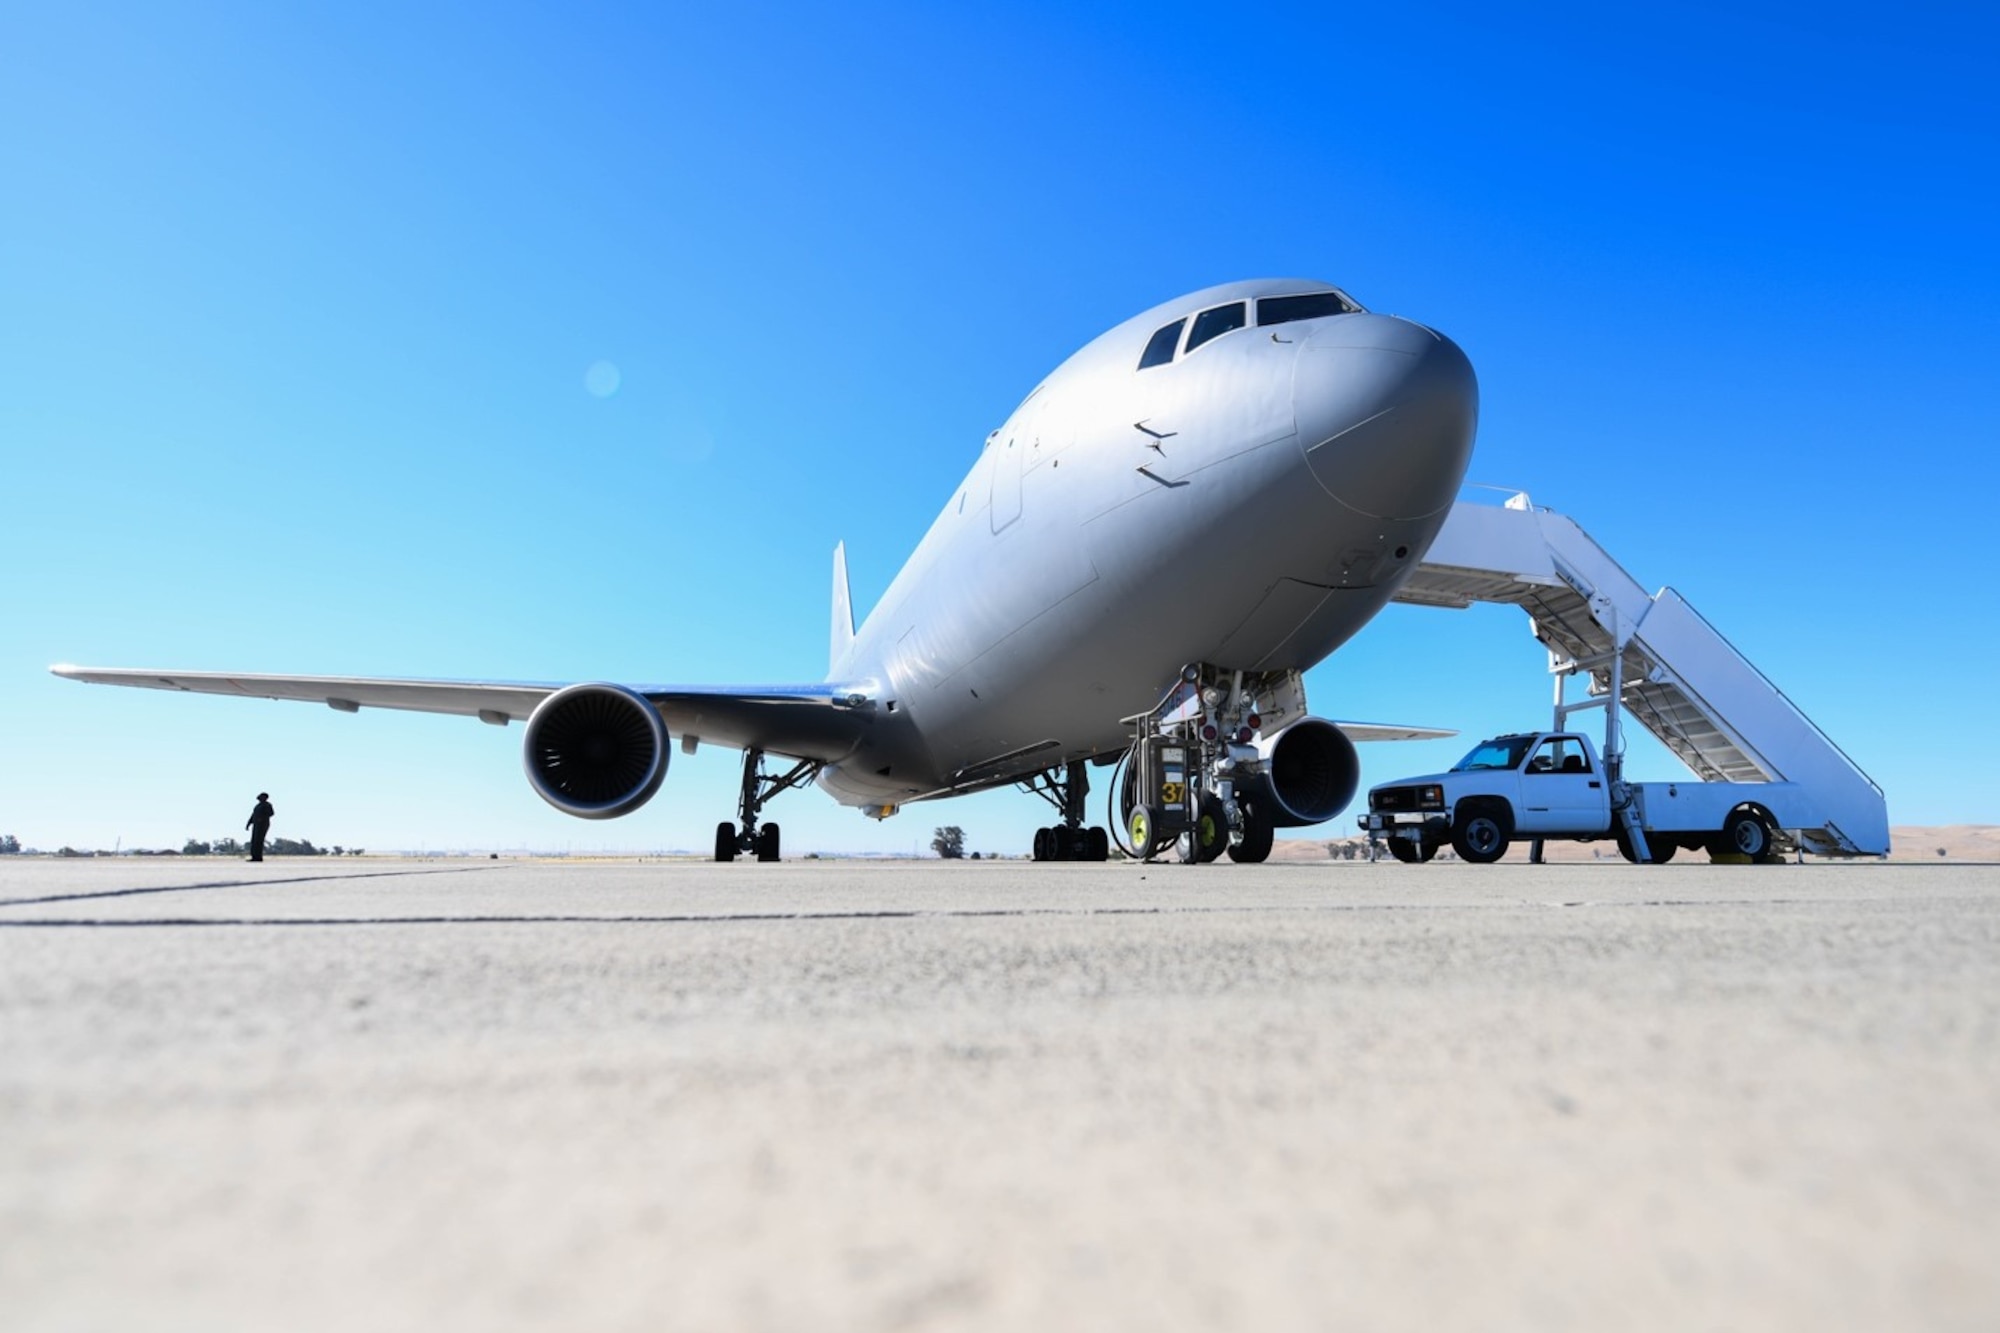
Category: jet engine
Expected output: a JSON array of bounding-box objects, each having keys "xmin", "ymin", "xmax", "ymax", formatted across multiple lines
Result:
[
  {"xmin": 1244, "ymin": 717, "xmax": 1359, "ymax": 828},
  {"xmin": 522, "ymin": 683, "xmax": 669, "ymax": 819}
]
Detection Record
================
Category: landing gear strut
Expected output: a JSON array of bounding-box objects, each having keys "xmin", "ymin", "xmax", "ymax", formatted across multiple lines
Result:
[
  {"xmin": 1023, "ymin": 761, "xmax": 1110, "ymax": 861},
  {"xmin": 714, "ymin": 747, "xmax": 820, "ymax": 863}
]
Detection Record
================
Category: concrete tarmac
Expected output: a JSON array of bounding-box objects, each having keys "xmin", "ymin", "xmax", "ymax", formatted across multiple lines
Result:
[{"xmin": 3, "ymin": 856, "xmax": 1997, "ymax": 1332}]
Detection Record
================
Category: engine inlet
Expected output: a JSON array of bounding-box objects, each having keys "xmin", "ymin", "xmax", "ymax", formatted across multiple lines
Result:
[{"xmin": 522, "ymin": 683, "xmax": 669, "ymax": 819}]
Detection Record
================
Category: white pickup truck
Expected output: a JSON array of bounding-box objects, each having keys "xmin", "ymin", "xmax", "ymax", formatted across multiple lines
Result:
[{"xmin": 1360, "ymin": 731, "xmax": 1806, "ymax": 864}]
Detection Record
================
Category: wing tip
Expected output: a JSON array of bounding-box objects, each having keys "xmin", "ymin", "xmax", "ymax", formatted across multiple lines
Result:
[{"xmin": 1333, "ymin": 721, "xmax": 1459, "ymax": 742}]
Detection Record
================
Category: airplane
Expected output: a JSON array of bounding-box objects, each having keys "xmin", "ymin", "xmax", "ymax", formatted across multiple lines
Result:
[{"xmin": 53, "ymin": 278, "xmax": 1479, "ymax": 864}]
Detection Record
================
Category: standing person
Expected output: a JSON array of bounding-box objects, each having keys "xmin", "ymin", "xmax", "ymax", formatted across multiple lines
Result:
[{"xmin": 246, "ymin": 792, "xmax": 274, "ymax": 862}]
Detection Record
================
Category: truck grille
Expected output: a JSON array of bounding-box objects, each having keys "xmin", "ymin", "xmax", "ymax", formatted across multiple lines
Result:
[{"xmin": 1370, "ymin": 785, "xmax": 1443, "ymax": 813}]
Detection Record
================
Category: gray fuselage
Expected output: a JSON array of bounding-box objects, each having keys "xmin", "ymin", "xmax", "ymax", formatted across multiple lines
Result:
[{"xmin": 817, "ymin": 279, "xmax": 1478, "ymax": 809}]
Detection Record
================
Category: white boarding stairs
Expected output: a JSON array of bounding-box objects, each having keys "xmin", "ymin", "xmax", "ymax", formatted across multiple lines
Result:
[{"xmin": 1394, "ymin": 492, "xmax": 1889, "ymax": 856}]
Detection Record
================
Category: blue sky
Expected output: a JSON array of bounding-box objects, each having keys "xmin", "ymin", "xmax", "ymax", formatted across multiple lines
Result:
[{"xmin": 4, "ymin": 2, "xmax": 1995, "ymax": 854}]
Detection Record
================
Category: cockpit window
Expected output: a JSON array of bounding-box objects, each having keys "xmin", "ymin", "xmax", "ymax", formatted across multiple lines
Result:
[
  {"xmin": 1258, "ymin": 292, "xmax": 1360, "ymax": 326},
  {"xmin": 1138, "ymin": 319, "xmax": 1185, "ymax": 370},
  {"xmin": 1185, "ymin": 302, "xmax": 1247, "ymax": 354}
]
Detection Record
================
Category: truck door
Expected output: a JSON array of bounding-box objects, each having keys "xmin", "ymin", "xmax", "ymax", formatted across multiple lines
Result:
[{"xmin": 1518, "ymin": 735, "xmax": 1607, "ymax": 833}]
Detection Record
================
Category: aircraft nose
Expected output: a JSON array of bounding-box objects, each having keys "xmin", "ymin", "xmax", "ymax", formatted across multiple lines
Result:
[{"xmin": 1292, "ymin": 314, "xmax": 1478, "ymax": 520}]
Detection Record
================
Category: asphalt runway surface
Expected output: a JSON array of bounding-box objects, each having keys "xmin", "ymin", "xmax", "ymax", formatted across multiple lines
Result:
[{"xmin": 4, "ymin": 856, "xmax": 1997, "ymax": 1332}]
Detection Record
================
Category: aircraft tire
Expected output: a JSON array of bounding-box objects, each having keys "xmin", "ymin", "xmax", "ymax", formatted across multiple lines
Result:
[
  {"xmin": 757, "ymin": 823, "xmax": 780, "ymax": 862},
  {"xmin": 1194, "ymin": 793, "xmax": 1228, "ymax": 863},
  {"xmin": 1054, "ymin": 826, "xmax": 1078, "ymax": 861},
  {"xmin": 1032, "ymin": 828, "xmax": 1051, "ymax": 861},
  {"xmin": 1227, "ymin": 805, "xmax": 1274, "ymax": 863},
  {"xmin": 714, "ymin": 821, "xmax": 737, "ymax": 863},
  {"xmin": 1084, "ymin": 826, "xmax": 1109, "ymax": 862}
]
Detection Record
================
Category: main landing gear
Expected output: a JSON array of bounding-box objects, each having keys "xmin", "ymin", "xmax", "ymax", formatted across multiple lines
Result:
[
  {"xmin": 1023, "ymin": 761, "xmax": 1111, "ymax": 861},
  {"xmin": 714, "ymin": 747, "xmax": 820, "ymax": 863},
  {"xmin": 1115, "ymin": 664, "xmax": 1277, "ymax": 865}
]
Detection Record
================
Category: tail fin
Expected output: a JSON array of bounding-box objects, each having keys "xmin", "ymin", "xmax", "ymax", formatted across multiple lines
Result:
[{"xmin": 831, "ymin": 542, "xmax": 855, "ymax": 672}]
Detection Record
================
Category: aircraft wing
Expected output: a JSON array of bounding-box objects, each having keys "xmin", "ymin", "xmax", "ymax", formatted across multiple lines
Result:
[
  {"xmin": 1331, "ymin": 720, "xmax": 1456, "ymax": 742},
  {"xmin": 48, "ymin": 666, "xmax": 878, "ymax": 764}
]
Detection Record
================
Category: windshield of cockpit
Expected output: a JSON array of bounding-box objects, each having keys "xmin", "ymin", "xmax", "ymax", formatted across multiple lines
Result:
[
  {"xmin": 1451, "ymin": 736, "xmax": 1536, "ymax": 772},
  {"xmin": 1136, "ymin": 289, "xmax": 1365, "ymax": 371}
]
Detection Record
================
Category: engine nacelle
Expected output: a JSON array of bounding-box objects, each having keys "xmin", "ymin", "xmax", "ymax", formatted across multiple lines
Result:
[
  {"xmin": 522, "ymin": 683, "xmax": 669, "ymax": 819},
  {"xmin": 1244, "ymin": 717, "xmax": 1359, "ymax": 828}
]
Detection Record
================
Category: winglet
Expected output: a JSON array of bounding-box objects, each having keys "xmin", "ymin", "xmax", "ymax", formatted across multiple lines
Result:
[{"xmin": 831, "ymin": 542, "xmax": 855, "ymax": 672}]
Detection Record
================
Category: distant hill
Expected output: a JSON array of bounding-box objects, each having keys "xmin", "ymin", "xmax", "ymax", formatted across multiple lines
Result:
[{"xmin": 1889, "ymin": 825, "xmax": 2000, "ymax": 862}]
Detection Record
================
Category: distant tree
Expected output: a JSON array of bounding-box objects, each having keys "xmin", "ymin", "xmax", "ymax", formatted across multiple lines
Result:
[
  {"xmin": 266, "ymin": 837, "xmax": 324, "ymax": 857},
  {"xmin": 970, "ymin": 851, "xmax": 981, "ymax": 860},
  {"xmin": 214, "ymin": 837, "xmax": 244, "ymax": 857},
  {"xmin": 182, "ymin": 838, "xmax": 213, "ymax": 856},
  {"xmin": 931, "ymin": 826, "xmax": 966, "ymax": 859},
  {"xmin": 0, "ymin": 834, "xmax": 20, "ymax": 855},
  {"xmin": 1938, "ymin": 847, "xmax": 1947, "ymax": 858}
]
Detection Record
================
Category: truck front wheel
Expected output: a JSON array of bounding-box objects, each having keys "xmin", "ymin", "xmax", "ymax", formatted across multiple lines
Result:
[
  {"xmin": 1452, "ymin": 805, "xmax": 1511, "ymax": 864},
  {"xmin": 1388, "ymin": 837, "xmax": 1438, "ymax": 864}
]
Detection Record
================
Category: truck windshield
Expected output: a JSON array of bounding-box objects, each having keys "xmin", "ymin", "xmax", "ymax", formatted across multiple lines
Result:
[{"xmin": 1452, "ymin": 736, "xmax": 1537, "ymax": 771}]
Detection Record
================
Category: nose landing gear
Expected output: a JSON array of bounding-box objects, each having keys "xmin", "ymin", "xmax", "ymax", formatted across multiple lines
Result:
[{"xmin": 1115, "ymin": 664, "xmax": 1279, "ymax": 864}]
